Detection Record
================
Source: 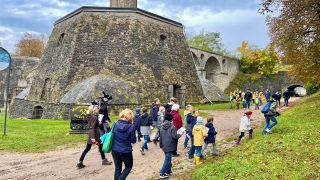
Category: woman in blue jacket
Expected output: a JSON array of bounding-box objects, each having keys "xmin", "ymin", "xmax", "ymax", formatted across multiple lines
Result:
[{"xmin": 112, "ymin": 109, "xmax": 137, "ymax": 180}]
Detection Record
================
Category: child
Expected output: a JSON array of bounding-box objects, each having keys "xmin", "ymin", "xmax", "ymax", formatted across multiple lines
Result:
[
  {"xmin": 183, "ymin": 105, "xmax": 193, "ymax": 149},
  {"xmin": 235, "ymin": 93, "xmax": 241, "ymax": 110},
  {"xmin": 188, "ymin": 110, "xmax": 199, "ymax": 160},
  {"xmin": 254, "ymin": 96, "xmax": 260, "ymax": 110},
  {"xmin": 236, "ymin": 111, "xmax": 253, "ymax": 145},
  {"xmin": 153, "ymin": 106, "xmax": 165, "ymax": 144},
  {"xmin": 192, "ymin": 116, "xmax": 208, "ymax": 165},
  {"xmin": 139, "ymin": 107, "xmax": 153, "ymax": 155},
  {"xmin": 133, "ymin": 107, "xmax": 142, "ymax": 142},
  {"xmin": 202, "ymin": 116, "xmax": 218, "ymax": 157},
  {"xmin": 159, "ymin": 113, "xmax": 181, "ymax": 179}
]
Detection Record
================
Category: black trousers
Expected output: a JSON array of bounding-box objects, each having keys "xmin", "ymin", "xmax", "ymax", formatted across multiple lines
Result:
[
  {"xmin": 79, "ymin": 143, "xmax": 105, "ymax": 162},
  {"xmin": 112, "ymin": 151, "xmax": 133, "ymax": 180},
  {"xmin": 239, "ymin": 129, "xmax": 253, "ymax": 139}
]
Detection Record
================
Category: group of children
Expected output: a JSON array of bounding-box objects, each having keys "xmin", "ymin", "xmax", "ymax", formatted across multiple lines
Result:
[{"xmin": 230, "ymin": 89, "xmax": 267, "ymax": 110}]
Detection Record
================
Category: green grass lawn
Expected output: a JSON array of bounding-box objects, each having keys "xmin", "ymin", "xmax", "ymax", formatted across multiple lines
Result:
[
  {"xmin": 193, "ymin": 102, "xmax": 235, "ymax": 111},
  {"xmin": 188, "ymin": 93, "xmax": 320, "ymax": 179},
  {"xmin": 0, "ymin": 114, "xmax": 120, "ymax": 153}
]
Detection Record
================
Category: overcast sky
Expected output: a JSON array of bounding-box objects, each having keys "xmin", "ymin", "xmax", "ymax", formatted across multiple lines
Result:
[{"xmin": 0, "ymin": 0, "xmax": 269, "ymax": 54}]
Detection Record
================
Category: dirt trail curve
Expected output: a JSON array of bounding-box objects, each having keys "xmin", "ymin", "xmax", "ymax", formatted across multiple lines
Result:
[{"xmin": 0, "ymin": 98, "xmax": 300, "ymax": 180}]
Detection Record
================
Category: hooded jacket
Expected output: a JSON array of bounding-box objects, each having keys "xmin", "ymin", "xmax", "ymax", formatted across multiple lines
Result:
[
  {"xmin": 133, "ymin": 114, "xmax": 140, "ymax": 127},
  {"xmin": 159, "ymin": 120, "xmax": 181, "ymax": 153},
  {"xmin": 112, "ymin": 120, "xmax": 136, "ymax": 153},
  {"xmin": 171, "ymin": 110, "xmax": 183, "ymax": 130},
  {"xmin": 139, "ymin": 113, "xmax": 152, "ymax": 126},
  {"xmin": 87, "ymin": 114, "xmax": 100, "ymax": 144},
  {"xmin": 204, "ymin": 123, "xmax": 217, "ymax": 144},
  {"xmin": 192, "ymin": 124, "xmax": 208, "ymax": 146},
  {"xmin": 151, "ymin": 104, "xmax": 160, "ymax": 122}
]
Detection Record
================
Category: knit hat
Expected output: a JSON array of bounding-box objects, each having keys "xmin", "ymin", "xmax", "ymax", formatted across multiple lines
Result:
[
  {"xmin": 245, "ymin": 111, "xmax": 252, "ymax": 116},
  {"xmin": 165, "ymin": 112, "xmax": 174, "ymax": 122},
  {"xmin": 135, "ymin": 107, "xmax": 141, "ymax": 115},
  {"xmin": 196, "ymin": 116, "xmax": 203, "ymax": 125}
]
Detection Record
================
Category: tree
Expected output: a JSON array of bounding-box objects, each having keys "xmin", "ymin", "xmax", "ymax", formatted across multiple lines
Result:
[
  {"xmin": 237, "ymin": 41, "xmax": 280, "ymax": 76},
  {"xmin": 260, "ymin": 0, "xmax": 320, "ymax": 88},
  {"xmin": 188, "ymin": 29, "xmax": 231, "ymax": 56},
  {"xmin": 15, "ymin": 33, "xmax": 46, "ymax": 58}
]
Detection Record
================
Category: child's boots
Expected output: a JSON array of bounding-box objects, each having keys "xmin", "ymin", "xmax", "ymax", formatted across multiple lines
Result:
[
  {"xmin": 235, "ymin": 137, "xmax": 241, "ymax": 145},
  {"xmin": 195, "ymin": 156, "xmax": 202, "ymax": 165}
]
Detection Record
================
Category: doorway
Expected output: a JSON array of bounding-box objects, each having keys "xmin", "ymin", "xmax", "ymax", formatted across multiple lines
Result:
[{"xmin": 168, "ymin": 85, "xmax": 186, "ymax": 108}]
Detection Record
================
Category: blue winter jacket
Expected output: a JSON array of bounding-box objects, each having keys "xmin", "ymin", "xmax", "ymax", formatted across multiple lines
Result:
[
  {"xmin": 151, "ymin": 104, "xmax": 160, "ymax": 122},
  {"xmin": 204, "ymin": 123, "xmax": 217, "ymax": 144},
  {"xmin": 112, "ymin": 120, "xmax": 136, "ymax": 153},
  {"xmin": 188, "ymin": 117, "xmax": 197, "ymax": 137}
]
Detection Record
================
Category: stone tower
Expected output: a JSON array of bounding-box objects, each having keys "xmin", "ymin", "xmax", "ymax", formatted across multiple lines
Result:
[{"xmin": 110, "ymin": 0, "xmax": 137, "ymax": 8}]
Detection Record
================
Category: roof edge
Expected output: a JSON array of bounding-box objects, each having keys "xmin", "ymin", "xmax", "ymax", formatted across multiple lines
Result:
[{"xmin": 54, "ymin": 6, "xmax": 183, "ymax": 28}]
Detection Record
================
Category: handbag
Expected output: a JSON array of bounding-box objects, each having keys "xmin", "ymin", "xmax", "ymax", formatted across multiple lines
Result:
[{"xmin": 101, "ymin": 121, "xmax": 117, "ymax": 153}]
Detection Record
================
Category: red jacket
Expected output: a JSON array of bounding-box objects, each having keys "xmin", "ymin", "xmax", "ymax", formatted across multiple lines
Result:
[{"xmin": 170, "ymin": 110, "xmax": 183, "ymax": 130}]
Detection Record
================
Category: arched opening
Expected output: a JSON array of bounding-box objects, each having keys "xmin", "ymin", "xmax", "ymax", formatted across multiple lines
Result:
[
  {"xmin": 192, "ymin": 52, "xmax": 200, "ymax": 66},
  {"xmin": 32, "ymin": 106, "xmax": 44, "ymax": 119},
  {"xmin": 200, "ymin": 54, "xmax": 204, "ymax": 60},
  {"xmin": 205, "ymin": 57, "xmax": 221, "ymax": 83},
  {"xmin": 159, "ymin": 34, "xmax": 167, "ymax": 48},
  {"xmin": 287, "ymin": 85, "xmax": 307, "ymax": 97}
]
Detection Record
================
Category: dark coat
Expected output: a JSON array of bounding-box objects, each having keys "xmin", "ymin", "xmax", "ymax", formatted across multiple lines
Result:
[
  {"xmin": 99, "ymin": 102, "xmax": 110, "ymax": 122},
  {"xmin": 133, "ymin": 114, "xmax": 140, "ymax": 127},
  {"xmin": 171, "ymin": 110, "xmax": 183, "ymax": 130},
  {"xmin": 165, "ymin": 103, "xmax": 173, "ymax": 113},
  {"xmin": 204, "ymin": 123, "xmax": 217, "ymax": 144},
  {"xmin": 283, "ymin": 91, "xmax": 291, "ymax": 99},
  {"xmin": 87, "ymin": 115, "xmax": 101, "ymax": 144},
  {"xmin": 188, "ymin": 117, "xmax": 197, "ymax": 137},
  {"xmin": 244, "ymin": 91, "xmax": 253, "ymax": 101},
  {"xmin": 159, "ymin": 120, "xmax": 181, "ymax": 153},
  {"xmin": 139, "ymin": 113, "xmax": 152, "ymax": 127},
  {"xmin": 151, "ymin": 104, "xmax": 160, "ymax": 122},
  {"xmin": 112, "ymin": 120, "xmax": 136, "ymax": 153}
]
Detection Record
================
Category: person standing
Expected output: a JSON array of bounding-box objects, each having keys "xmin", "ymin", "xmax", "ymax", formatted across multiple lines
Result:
[
  {"xmin": 202, "ymin": 116, "xmax": 218, "ymax": 157},
  {"xmin": 235, "ymin": 93, "xmax": 241, "ymax": 110},
  {"xmin": 153, "ymin": 106, "xmax": 165, "ymax": 144},
  {"xmin": 183, "ymin": 105, "xmax": 194, "ymax": 149},
  {"xmin": 165, "ymin": 97, "xmax": 177, "ymax": 114},
  {"xmin": 112, "ymin": 109, "xmax": 136, "ymax": 180},
  {"xmin": 139, "ymin": 107, "xmax": 152, "ymax": 155},
  {"xmin": 244, "ymin": 90, "xmax": 253, "ymax": 109},
  {"xmin": 159, "ymin": 113, "xmax": 181, "ymax": 179},
  {"xmin": 188, "ymin": 110, "xmax": 199, "ymax": 160},
  {"xmin": 229, "ymin": 92, "xmax": 234, "ymax": 109},
  {"xmin": 151, "ymin": 98, "xmax": 160, "ymax": 127},
  {"xmin": 283, "ymin": 90, "xmax": 291, "ymax": 107},
  {"xmin": 99, "ymin": 94, "xmax": 112, "ymax": 134},
  {"xmin": 192, "ymin": 117, "xmax": 208, "ymax": 165},
  {"xmin": 133, "ymin": 108, "xmax": 142, "ymax": 142},
  {"xmin": 262, "ymin": 95, "xmax": 279, "ymax": 135},
  {"xmin": 77, "ymin": 105, "xmax": 112, "ymax": 169},
  {"xmin": 265, "ymin": 89, "xmax": 271, "ymax": 101},
  {"xmin": 236, "ymin": 111, "xmax": 253, "ymax": 145},
  {"xmin": 170, "ymin": 104, "xmax": 183, "ymax": 157}
]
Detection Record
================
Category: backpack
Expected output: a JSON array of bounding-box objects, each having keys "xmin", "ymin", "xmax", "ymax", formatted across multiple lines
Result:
[{"xmin": 261, "ymin": 102, "xmax": 272, "ymax": 114}]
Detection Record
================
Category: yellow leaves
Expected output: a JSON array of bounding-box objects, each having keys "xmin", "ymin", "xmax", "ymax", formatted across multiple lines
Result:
[{"xmin": 15, "ymin": 32, "xmax": 46, "ymax": 58}]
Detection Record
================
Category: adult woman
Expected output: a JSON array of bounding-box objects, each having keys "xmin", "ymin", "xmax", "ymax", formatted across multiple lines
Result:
[
  {"xmin": 77, "ymin": 105, "xmax": 112, "ymax": 169},
  {"xmin": 112, "ymin": 109, "xmax": 136, "ymax": 180},
  {"xmin": 170, "ymin": 104, "xmax": 183, "ymax": 157}
]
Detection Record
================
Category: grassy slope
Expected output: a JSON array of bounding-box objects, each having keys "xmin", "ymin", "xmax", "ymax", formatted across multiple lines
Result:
[
  {"xmin": 0, "ymin": 114, "xmax": 119, "ymax": 153},
  {"xmin": 190, "ymin": 93, "xmax": 320, "ymax": 179}
]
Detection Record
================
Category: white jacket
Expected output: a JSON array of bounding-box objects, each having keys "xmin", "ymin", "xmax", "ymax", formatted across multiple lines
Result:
[{"xmin": 239, "ymin": 115, "xmax": 251, "ymax": 132}]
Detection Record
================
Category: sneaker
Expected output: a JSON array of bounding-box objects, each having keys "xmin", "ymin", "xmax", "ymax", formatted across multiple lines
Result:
[
  {"xmin": 102, "ymin": 159, "xmax": 112, "ymax": 165},
  {"xmin": 140, "ymin": 148, "xmax": 145, "ymax": 155},
  {"xmin": 76, "ymin": 162, "xmax": 85, "ymax": 169},
  {"xmin": 166, "ymin": 171, "xmax": 173, "ymax": 176},
  {"xmin": 160, "ymin": 174, "xmax": 169, "ymax": 179},
  {"xmin": 265, "ymin": 128, "xmax": 270, "ymax": 133}
]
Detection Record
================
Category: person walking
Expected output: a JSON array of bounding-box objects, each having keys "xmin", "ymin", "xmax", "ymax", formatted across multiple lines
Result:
[
  {"xmin": 183, "ymin": 105, "xmax": 194, "ymax": 149},
  {"xmin": 165, "ymin": 97, "xmax": 177, "ymax": 114},
  {"xmin": 236, "ymin": 111, "xmax": 253, "ymax": 145},
  {"xmin": 153, "ymin": 106, "xmax": 165, "ymax": 144},
  {"xmin": 77, "ymin": 105, "xmax": 112, "ymax": 169},
  {"xmin": 159, "ymin": 113, "xmax": 181, "ymax": 179},
  {"xmin": 202, "ymin": 116, "xmax": 218, "ymax": 157},
  {"xmin": 151, "ymin": 98, "xmax": 160, "ymax": 127},
  {"xmin": 244, "ymin": 90, "xmax": 253, "ymax": 109},
  {"xmin": 188, "ymin": 110, "xmax": 199, "ymax": 160},
  {"xmin": 112, "ymin": 109, "xmax": 137, "ymax": 180},
  {"xmin": 139, "ymin": 107, "xmax": 152, "ymax": 155},
  {"xmin": 265, "ymin": 89, "xmax": 271, "ymax": 101},
  {"xmin": 262, "ymin": 94, "xmax": 279, "ymax": 135},
  {"xmin": 133, "ymin": 107, "xmax": 142, "ymax": 142},
  {"xmin": 170, "ymin": 104, "xmax": 183, "ymax": 157},
  {"xmin": 235, "ymin": 93, "xmax": 241, "ymax": 110},
  {"xmin": 192, "ymin": 117, "xmax": 208, "ymax": 165},
  {"xmin": 229, "ymin": 92, "xmax": 234, "ymax": 109},
  {"xmin": 283, "ymin": 90, "xmax": 291, "ymax": 107}
]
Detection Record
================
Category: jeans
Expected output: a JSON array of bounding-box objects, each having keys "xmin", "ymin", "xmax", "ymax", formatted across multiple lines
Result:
[
  {"xmin": 195, "ymin": 146, "xmax": 202, "ymax": 157},
  {"xmin": 229, "ymin": 100, "xmax": 233, "ymax": 109},
  {"xmin": 142, "ymin": 135, "xmax": 149, "ymax": 150},
  {"xmin": 284, "ymin": 99, "xmax": 289, "ymax": 107},
  {"xmin": 239, "ymin": 129, "xmax": 253, "ymax": 139},
  {"xmin": 160, "ymin": 152, "xmax": 172, "ymax": 176},
  {"xmin": 188, "ymin": 136, "xmax": 195, "ymax": 159},
  {"xmin": 183, "ymin": 132, "xmax": 190, "ymax": 148},
  {"xmin": 255, "ymin": 104, "xmax": 259, "ymax": 110},
  {"xmin": 202, "ymin": 143, "xmax": 218, "ymax": 156},
  {"xmin": 112, "ymin": 151, "xmax": 133, "ymax": 180},
  {"xmin": 246, "ymin": 100, "xmax": 250, "ymax": 109},
  {"xmin": 263, "ymin": 115, "xmax": 278, "ymax": 134},
  {"xmin": 79, "ymin": 143, "xmax": 105, "ymax": 162}
]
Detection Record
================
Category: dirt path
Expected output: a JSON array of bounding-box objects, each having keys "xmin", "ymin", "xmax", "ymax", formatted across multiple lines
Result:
[{"xmin": 0, "ymin": 98, "xmax": 300, "ymax": 180}]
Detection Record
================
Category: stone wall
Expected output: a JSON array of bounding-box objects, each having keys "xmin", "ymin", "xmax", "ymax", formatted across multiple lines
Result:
[
  {"xmin": 0, "ymin": 56, "xmax": 39, "ymax": 107},
  {"xmin": 11, "ymin": 7, "xmax": 204, "ymax": 119}
]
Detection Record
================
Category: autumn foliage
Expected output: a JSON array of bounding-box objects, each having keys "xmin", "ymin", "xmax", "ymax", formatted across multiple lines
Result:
[
  {"xmin": 237, "ymin": 41, "xmax": 280, "ymax": 76},
  {"xmin": 15, "ymin": 33, "xmax": 46, "ymax": 58},
  {"xmin": 260, "ymin": 0, "xmax": 320, "ymax": 89}
]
